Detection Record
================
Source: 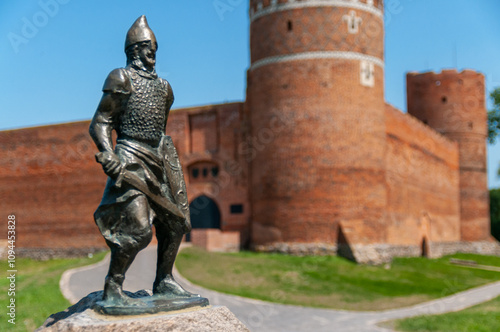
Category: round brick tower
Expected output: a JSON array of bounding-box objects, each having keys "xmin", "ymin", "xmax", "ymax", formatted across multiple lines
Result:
[
  {"xmin": 406, "ymin": 70, "xmax": 490, "ymax": 242},
  {"xmin": 245, "ymin": 0, "xmax": 387, "ymax": 252}
]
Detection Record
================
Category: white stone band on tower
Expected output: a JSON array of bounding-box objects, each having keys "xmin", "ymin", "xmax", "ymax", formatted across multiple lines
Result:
[
  {"xmin": 250, "ymin": 0, "xmax": 383, "ymax": 22},
  {"xmin": 250, "ymin": 51, "xmax": 384, "ymax": 71}
]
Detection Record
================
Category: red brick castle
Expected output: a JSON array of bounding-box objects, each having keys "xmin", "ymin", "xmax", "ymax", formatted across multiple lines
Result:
[{"xmin": 1, "ymin": 0, "xmax": 497, "ymax": 263}]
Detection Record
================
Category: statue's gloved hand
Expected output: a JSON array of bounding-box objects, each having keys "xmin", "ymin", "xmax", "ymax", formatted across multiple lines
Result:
[{"xmin": 97, "ymin": 151, "xmax": 122, "ymax": 178}]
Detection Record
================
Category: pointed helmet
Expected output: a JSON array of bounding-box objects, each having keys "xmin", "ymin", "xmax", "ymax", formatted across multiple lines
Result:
[{"xmin": 125, "ymin": 15, "xmax": 157, "ymax": 51}]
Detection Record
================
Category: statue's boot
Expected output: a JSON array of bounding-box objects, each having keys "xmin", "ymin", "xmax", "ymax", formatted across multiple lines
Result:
[
  {"xmin": 103, "ymin": 275, "xmax": 145, "ymax": 306},
  {"xmin": 102, "ymin": 247, "xmax": 146, "ymax": 306},
  {"xmin": 154, "ymin": 224, "xmax": 200, "ymax": 298},
  {"xmin": 153, "ymin": 274, "xmax": 200, "ymax": 298}
]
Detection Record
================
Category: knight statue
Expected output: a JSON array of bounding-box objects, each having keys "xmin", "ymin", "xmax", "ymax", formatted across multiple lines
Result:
[{"xmin": 89, "ymin": 15, "xmax": 208, "ymax": 313}]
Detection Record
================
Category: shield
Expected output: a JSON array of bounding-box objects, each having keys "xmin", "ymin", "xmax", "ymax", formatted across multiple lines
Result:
[{"xmin": 160, "ymin": 135, "xmax": 191, "ymax": 233}]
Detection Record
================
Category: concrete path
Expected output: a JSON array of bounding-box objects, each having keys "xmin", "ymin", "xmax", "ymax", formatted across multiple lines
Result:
[{"xmin": 61, "ymin": 245, "xmax": 500, "ymax": 332}]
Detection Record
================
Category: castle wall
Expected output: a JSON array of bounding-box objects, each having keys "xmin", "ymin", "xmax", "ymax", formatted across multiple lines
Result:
[
  {"xmin": 0, "ymin": 102, "xmax": 249, "ymax": 256},
  {"xmin": 407, "ymin": 70, "xmax": 491, "ymax": 242},
  {"xmin": 168, "ymin": 103, "xmax": 251, "ymax": 244},
  {"xmin": 385, "ymin": 104, "xmax": 461, "ymax": 251},
  {"xmin": 1, "ymin": 2, "xmax": 494, "ymax": 262},
  {"xmin": 0, "ymin": 122, "xmax": 107, "ymax": 255}
]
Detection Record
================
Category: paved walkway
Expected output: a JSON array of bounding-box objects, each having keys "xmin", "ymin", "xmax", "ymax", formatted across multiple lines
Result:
[{"xmin": 61, "ymin": 246, "xmax": 500, "ymax": 332}]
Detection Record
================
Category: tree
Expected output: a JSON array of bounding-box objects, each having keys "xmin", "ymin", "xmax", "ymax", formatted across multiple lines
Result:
[
  {"xmin": 488, "ymin": 88, "xmax": 500, "ymax": 177},
  {"xmin": 491, "ymin": 189, "xmax": 500, "ymax": 241},
  {"xmin": 488, "ymin": 90, "xmax": 500, "ymax": 240},
  {"xmin": 488, "ymin": 88, "xmax": 500, "ymax": 144}
]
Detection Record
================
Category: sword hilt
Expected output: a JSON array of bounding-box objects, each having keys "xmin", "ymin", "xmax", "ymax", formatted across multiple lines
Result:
[
  {"xmin": 95, "ymin": 152, "xmax": 124, "ymax": 186},
  {"xmin": 95, "ymin": 152, "xmax": 105, "ymax": 164}
]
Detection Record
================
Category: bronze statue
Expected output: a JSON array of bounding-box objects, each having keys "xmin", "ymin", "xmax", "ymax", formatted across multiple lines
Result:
[{"xmin": 89, "ymin": 15, "xmax": 208, "ymax": 314}]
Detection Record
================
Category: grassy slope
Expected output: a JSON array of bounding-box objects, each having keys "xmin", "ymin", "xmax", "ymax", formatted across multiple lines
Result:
[
  {"xmin": 1, "ymin": 249, "xmax": 498, "ymax": 331},
  {"xmin": 0, "ymin": 252, "xmax": 107, "ymax": 332},
  {"xmin": 395, "ymin": 296, "xmax": 500, "ymax": 332},
  {"xmin": 176, "ymin": 247, "xmax": 500, "ymax": 311}
]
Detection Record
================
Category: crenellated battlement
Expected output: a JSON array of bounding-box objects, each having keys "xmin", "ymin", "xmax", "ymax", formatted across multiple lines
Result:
[
  {"xmin": 407, "ymin": 69, "xmax": 485, "ymax": 82},
  {"xmin": 407, "ymin": 70, "xmax": 485, "ymax": 120},
  {"xmin": 250, "ymin": 0, "xmax": 384, "ymax": 21},
  {"xmin": 406, "ymin": 69, "xmax": 486, "ymax": 135},
  {"xmin": 406, "ymin": 70, "xmax": 485, "ymax": 97}
]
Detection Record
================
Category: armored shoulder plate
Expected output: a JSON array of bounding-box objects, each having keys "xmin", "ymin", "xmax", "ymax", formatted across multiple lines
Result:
[
  {"xmin": 103, "ymin": 68, "xmax": 132, "ymax": 94},
  {"xmin": 158, "ymin": 78, "xmax": 174, "ymax": 109}
]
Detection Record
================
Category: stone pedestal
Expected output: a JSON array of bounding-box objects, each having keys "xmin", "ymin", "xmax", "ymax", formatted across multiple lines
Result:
[{"xmin": 36, "ymin": 291, "xmax": 249, "ymax": 332}]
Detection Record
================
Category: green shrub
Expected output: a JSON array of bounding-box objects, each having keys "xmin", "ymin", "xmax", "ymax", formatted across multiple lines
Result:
[{"xmin": 492, "ymin": 188, "xmax": 500, "ymax": 241}]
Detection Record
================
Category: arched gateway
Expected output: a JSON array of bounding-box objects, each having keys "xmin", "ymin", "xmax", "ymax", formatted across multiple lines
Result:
[{"xmin": 186, "ymin": 196, "xmax": 221, "ymax": 241}]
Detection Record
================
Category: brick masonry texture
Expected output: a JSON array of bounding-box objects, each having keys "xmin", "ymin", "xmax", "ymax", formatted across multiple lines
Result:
[
  {"xmin": 385, "ymin": 104, "xmax": 461, "ymax": 247},
  {"xmin": 0, "ymin": 122, "xmax": 107, "ymax": 252},
  {"xmin": 1, "ymin": 0, "xmax": 497, "ymax": 262},
  {"xmin": 407, "ymin": 70, "xmax": 490, "ymax": 242},
  {"xmin": 249, "ymin": 6, "xmax": 384, "ymax": 63},
  {"xmin": 0, "ymin": 102, "xmax": 251, "ymax": 256},
  {"xmin": 247, "ymin": 0, "xmax": 386, "ymax": 250}
]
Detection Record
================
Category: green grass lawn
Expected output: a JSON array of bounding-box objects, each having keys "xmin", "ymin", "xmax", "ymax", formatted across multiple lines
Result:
[
  {"xmin": 176, "ymin": 247, "xmax": 500, "ymax": 311},
  {"xmin": 1, "ymin": 249, "xmax": 499, "ymax": 331},
  {"xmin": 0, "ymin": 252, "xmax": 107, "ymax": 332},
  {"xmin": 393, "ymin": 296, "xmax": 500, "ymax": 332}
]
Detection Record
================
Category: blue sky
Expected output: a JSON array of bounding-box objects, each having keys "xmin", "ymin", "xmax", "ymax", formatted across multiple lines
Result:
[{"xmin": 1, "ymin": 0, "xmax": 499, "ymax": 188}]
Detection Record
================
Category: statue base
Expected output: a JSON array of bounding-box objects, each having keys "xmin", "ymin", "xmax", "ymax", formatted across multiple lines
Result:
[
  {"xmin": 93, "ymin": 293, "xmax": 209, "ymax": 316},
  {"xmin": 36, "ymin": 291, "xmax": 249, "ymax": 332}
]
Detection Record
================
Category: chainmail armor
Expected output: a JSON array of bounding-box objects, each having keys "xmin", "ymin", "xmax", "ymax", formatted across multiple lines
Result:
[{"xmin": 118, "ymin": 69, "xmax": 169, "ymax": 141}]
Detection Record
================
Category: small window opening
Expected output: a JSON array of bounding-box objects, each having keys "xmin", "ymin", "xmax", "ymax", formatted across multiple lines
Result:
[
  {"xmin": 441, "ymin": 96, "xmax": 447, "ymax": 103},
  {"xmin": 468, "ymin": 122, "xmax": 473, "ymax": 129},
  {"xmin": 287, "ymin": 20, "xmax": 293, "ymax": 31},
  {"xmin": 192, "ymin": 168, "xmax": 199, "ymax": 178},
  {"xmin": 230, "ymin": 204, "xmax": 244, "ymax": 214},
  {"xmin": 203, "ymin": 168, "xmax": 208, "ymax": 177},
  {"xmin": 211, "ymin": 167, "xmax": 219, "ymax": 177}
]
